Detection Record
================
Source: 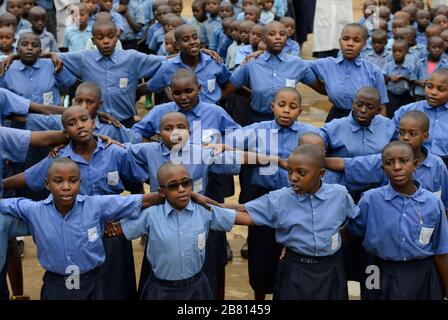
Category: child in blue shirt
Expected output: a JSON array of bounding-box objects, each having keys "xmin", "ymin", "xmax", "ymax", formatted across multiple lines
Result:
[
  {"xmin": 6, "ymin": 0, "xmax": 31, "ymax": 34},
  {"xmin": 320, "ymin": 87, "xmax": 395, "ymax": 158},
  {"xmin": 414, "ymin": 36, "xmax": 448, "ymax": 99},
  {"xmin": 201, "ymin": 0, "xmax": 221, "ymax": 46},
  {"xmin": 188, "ymin": 0, "xmax": 207, "ymax": 44},
  {"xmin": 280, "ymin": 16, "xmax": 299, "ymax": 56},
  {"xmin": 259, "ymin": 0, "xmax": 274, "ymax": 25},
  {"xmin": 244, "ymin": 5, "xmax": 260, "ymax": 23},
  {"xmin": 18, "ymin": 6, "xmax": 58, "ymax": 53},
  {"xmin": 215, "ymin": 17, "xmax": 233, "ymax": 60},
  {"xmin": 167, "ymin": 0, "xmax": 183, "ymax": 17},
  {"xmin": 89, "ymin": 0, "xmax": 124, "ymax": 32},
  {"xmin": 61, "ymin": 3, "xmax": 91, "ymax": 52},
  {"xmin": 416, "ymin": 9, "xmax": 430, "ymax": 46},
  {"xmin": 362, "ymin": 29, "xmax": 389, "ymax": 70},
  {"xmin": 116, "ymin": 0, "xmax": 145, "ymax": 50},
  {"xmin": 0, "ymin": 25, "xmax": 15, "ymax": 60},
  {"xmin": 383, "ymin": 39, "xmax": 416, "ymax": 118},
  {"xmin": 347, "ymin": 141, "xmax": 448, "ymax": 299},
  {"xmin": 234, "ymin": 23, "xmax": 262, "ymax": 67},
  {"xmin": 228, "ymin": 144, "xmax": 360, "ymax": 300},
  {"xmin": 145, "ymin": 3, "xmax": 171, "ymax": 50}
]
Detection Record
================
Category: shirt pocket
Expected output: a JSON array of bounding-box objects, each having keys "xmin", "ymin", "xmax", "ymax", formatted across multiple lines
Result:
[
  {"xmin": 415, "ymin": 224, "xmax": 436, "ymax": 247},
  {"xmin": 82, "ymin": 223, "xmax": 101, "ymax": 249},
  {"xmin": 193, "ymin": 229, "xmax": 207, "ymax": 252},
  {"xmin": 114, "ymin": 74, "xmax": 130, "ymax": 92}
]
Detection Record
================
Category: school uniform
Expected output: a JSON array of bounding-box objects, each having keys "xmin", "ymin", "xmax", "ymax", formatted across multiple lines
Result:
[
  {"xmin": 146, "ymin": 52, "xmax": 231, "ymax": 105},
  {"xmin": 236, "ymin": 120, "xmax": 320, "ymax": 294},
  {"xmin": 393, "ymin": 101, "xmax": 448, "ymax": 161},
  {"xmin": 234, "ymin": 44, "xmax": 253, "ymax": 67},
  {"xmin": 133, "ymin": 0, "xmax": 153, "ymax": 48},
  {"xmin": 145, "ymin": 21, "xmax": 162, "ymax": 48},
  {"xmin": 0, "ymin": 194, "xmax": 143, "ymax": 300},
  {"xmin": 416, "ymin": 29, "xmax": 427, "ymax": 46},
  {"xmin": 24, "ymin": 139, "xmax": 145, "ymax": 300},
  {"xmin": 201, "ymin": 16, "xmax": 222, "ymax": 46},
  {"xmin": 62, "ymin": 26, "xmax": 92, "ymax": 51},
  {"xmin": 414, "ymin": 55, "xmax": 448, "ymax": 97},
  {"xmin": 0, "ymin": 88, "xmax": 31, "ymax": 126},
  {"xmin": 118, "ymin": 0, "xmax": 145, "ymax": 50},
  {"xmin": 216, "ymin": 33, "xmax": 233, "ymax": 62},
  {"xmin": 284, "ymin": 38, "xmax": 300, "ymax": 56},
  {"xmin": 0, "ymin": 59, "xmax": 76, "ymax": 105},
  {"xmin": 320, "ymin": 112, "xmax": 395, "ymax": 157},
  {"xmin": 188, "ymin": 17, "xmax": 207, "ymax": 44},
  {"xmin": 18, "ymin": 29, "xmax": 59, "ymax": 53},
  {"xmin": 58, "ymin": 49, "xmax": 165, "ymax": 125},
  {"xmin": 16, "ymin": 18, "xmax": 31, "ymax": 34},
  {"xmin": 348, "ymin": 182, "xmax": 448, "ymax": 299},
  {"xmin": 245, "ymin": 184, "xmax": 359, "ymax": 300},
  {"xmin": 383, "ymin": 59, "xmax": 416, "ymax": 118},
  {"xmin": 230, "ymin": 50, "xmax": 317, "ymax": 122},
  {"xmin": 362, "ymin": 49, "xmax": 389, "ymax": 70},
  {"xmin": 260, "ymin": 10, "xmax": 275, "ymax": 24},
  {"xmin": 121, "ymin": 201, "xmax": 235, "ymax": 300},
  {"xmin": 309, "ymin": 56, "xmax": 389, "ymax": 122},
  {"xmin": 226, "ymin": 42, "xmax": 243, "ymax": 70}
]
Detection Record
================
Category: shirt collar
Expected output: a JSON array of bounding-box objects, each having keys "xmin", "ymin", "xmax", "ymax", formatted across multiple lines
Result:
[
  {"xmin": 384, "ymin": 181, "xmax": 426, "ymax": 202},
  {"xmin": 418, "ymin": 146, "xmax": 433, "ymax": 168},
  {"xmin": 175, "ymin": 52, "xmax": 210, "ymax": 69},
  {"xmin": 18, "ymin": 59, "xmax": 40, "ymax": 71},
  {"xmin": 175, "ymin": 98, "xmax": 203, "ymax": 117},
  {"xmin": 335, "ymin": 55, "xmax": 362, "ymax": 66},
  {"xmin": 263, "ymin": 50, "xmax": 286, "ymax": 62},
  {"xmin": 272, "ymin": 120, "xmax": 300, "ymax": 132},
  {"xmin": 61, "ymin": 138, "xmax": 105, "ymax": 158},
  {"xmin": 93, "ymin": 49, "xmax": 118, "ymax": 62},
  {"xmin": 348, "ymin": 112, "xmax": 375, "ymax": 133},
  {"xmin": 295, "ymin": 182, "xmax": 327, "ymax": 202},
  {"xmin": 423, "ymin": 101, "xmax": 448, "ymax": 110},
  {"xmin": 163, "ymin": 199, "xmax": 194, "ymax": 217}
]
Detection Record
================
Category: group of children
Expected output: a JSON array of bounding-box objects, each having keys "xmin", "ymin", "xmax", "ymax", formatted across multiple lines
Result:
[{"xmin": 0, "ymin": 0, "xmax": 447, "ymax": 301}]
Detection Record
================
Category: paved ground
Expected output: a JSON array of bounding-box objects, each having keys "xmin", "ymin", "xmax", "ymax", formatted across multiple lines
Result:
[{"xmin": 11, "ymin": 0, "xmax": 366, "ymax": 300}]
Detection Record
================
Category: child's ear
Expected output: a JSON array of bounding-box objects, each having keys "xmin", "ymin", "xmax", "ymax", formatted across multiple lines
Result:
[
  {"xmin": 412, "ymin": 158, "xmax": 419, "ymax": 168},
  {"xmin": 157, "ymin": 187, "xmax": 167, "ymax": 199},
  {"xmin": 45, "ymin": 178, "xmax": 50, "ymax": 191},
  {"xmin": 270, "ymin": 102, "xmax": 275, "ymax": 112},
  {"xmin": 423, "ymin": 131, "xmax": 429, "ymax": 141},
  {"xmin": 318, "ymin": 168, "xmax": 325, "ymax": 179},
  {"xmin": 381, "ymin": 164, "xmax": 385, "ymax": 172},
  {"xmin": 297, "ymin": 106, "xmax": 303, "ymax": 116}
]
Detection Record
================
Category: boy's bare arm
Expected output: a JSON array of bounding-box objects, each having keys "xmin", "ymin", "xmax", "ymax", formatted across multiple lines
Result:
[
  {"xmin": 3, "ymin": 172, "xmax": 26, "ymax": 190},
  {"xmin": 234, "ymin": 211, "xmax": 255, "ymax": 226},
  {"xmin": 29, "ymin": 102, "xmax": 66, "ymax": 115},
  {"xmin": 30, "ymin": 131, "xmax": 69, "ymax": 148},
  {"xmin": 326, "ymin": 157, "xmax": 345, "ymax": 171}
]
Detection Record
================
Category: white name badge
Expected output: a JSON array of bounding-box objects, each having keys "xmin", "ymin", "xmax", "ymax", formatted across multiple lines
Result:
[
  {"xmin": 433, "ymin": 190, "xmax": 442, "ymax": 199},
  {"xmin": 331, "ymin": 233, "xmax": 339, "ymax": 250},
  {"xmin": 197, "ymin": 232, "xmax": 206, "ymax": 250},
  {"xmin": 88, "ymin": 226, "xmax": 98, "ymax": 242},
  {"xmin": 207, "ymin": 78, "xmax": 216, "ymax": 92},
  {"xmin": 119, "ymin": 78, "xmax": 128, "ymax": 89},
  {"xmin": 419, "ymin": 227, "xmax": 434, "ymax": 245},
  {"xmin": 43, "ymin": 91, "xmax": 53, "ymax": 105},
  {"xmin": 286, "ymin": 79, "xmax": 296, "ymax": 88},
  {"xmin": 193, "ymin": 178, "xmax": 203, "ymax": 193},
  {"xmin": 107, "ymin": 171, "xmax": 119, "ymax": 186}
]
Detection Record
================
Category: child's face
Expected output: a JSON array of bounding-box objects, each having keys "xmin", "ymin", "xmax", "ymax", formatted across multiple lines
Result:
[
  {"xmin": 63, "ymin": 108, "xmax": 95, "ymax": 143},
  {"xmin": 219, "ymin": 4, "xmax": 234, "ymax": 18},
  {"xmin": 352, "ymin": 91, "xmax": 380, "ymax": 127},
  {"xmin": 264, "ymin": 22, "xmax": 287, "ymax": 54},
  {"xmin": 205, "ymin": 0, "xmax": 220, "ymax": 15},
  {"xmin": 244, "ymin": 8, "xmax": 259, "ymax": 23},
  {"xmin": 158, "ymin": 166, "xmax": 193, "ymax": 211},
  {"xmin": 433, "ymin": 15, "xmax": 448, "ymax": 31},
  {"xmin": 339, "ymin": 26, "xmax": 366, "ymax": 59},
  {"xmin": 283, "ymin": 21, "xmax": 295, "ymax": 38},
  {"xmin": 371, "ymin": 34, "xmax": 387, "ymax": 53},
  {"xmin": 239, "ymin": 25, "xmax": 251, "ymax": 44},
  {"xmin": 416, "ymin": 11, "xmax": 430, "ymax": 28},
  {"xmin": 271, "ymin": 90, "xmax": 302, "ymax": 128},
  {"xmin": 263, "ymin": 0, "xmax": 273, "ymax": 11},
  {"xmin": 398, "ymin": 117, "xmax": 428, "ymax": 151},
  {"xmin": 166, "ymin": 18, "xmax": 184, "ymax": 32},
  {"xmin": 72, "ymin": 89, "xmax": 101, "ymax": 118},
  {"xmin": 381, "ymin": 145, "xmax": 417, "ymax": 189},
  {"xmin": 83, "ymin": 0, "xmax": 98, "ymax": 14},
  {"xmin": 192, "ymin": 3, "xmax": 206, "ymax": 21},
  {"xmin": 287, "ymin": 153, "xmax": 324, "ymax": 195},
  {"xmin": 170, "ymin": 77, "xmax": 200, "ymax": 111},
  {"xmin": 249, "ymin": 25, "xmax": 263, "ymax": 48},
  {"xmin": 425, "ymin": 73, "xmax": 448, "ymax": 107},
  {"xmin": 242, "ymin": 0, "xmax": 255, "ymax": 10},
  {"xmin": 392, "ymin": 43, "xmax": 408, "ymax": 63},
  {"xmin": 165, "ymin": 33, "xmax": 177, "ymax": 54},
  {"xmin": 7, "ymin": 0, "xmax": 23, "ymax": 19},
  {"xmin": 378, "ymin": 0, "xmax": 391, "ymax": 8},
  {"xmin": 30, "ymin": 13, "xmax": 46, "ymax": 34},
  {"xmin": 428, "ymin": 38, "xmax": 444, "ymax": 60},
  {"xmin": 230, "ymin": 23, "xmax": 240, "ymax": 40},
  {"xmin": 0, "ymin": 18, "xmax": 17, "ymax": 33},
  {"xmin": 45, "ymin": 163, "xmax": 81, "ymax": 213},
  {"xmin": 99, "ymin": 0, "xmax": 113, "ymax": 11},
  {"xmin": 17, "ymin": 34, "xmax": 41, "ymax": 65},
  {"xmin": 159, "ymin": 115, "xmax": 190, "ymax": 149},
  {"xmin": 92, "ymin": 25, "xmax": 118, "ymax": 56},
  {"xmin": 77, "ymin": 8, "xmax": 89, "ymax": 29},
  {"xmin": 22, "ymin": 0, "xmax": 34, "ymax": 16},
  {"xmin": 175, "ymin": 26, "xmax": 201, "ymax": 57},
  {"xmin": 426, "ymin": 26, "xmax": 442, "ymax": 38},
  {"xmin": 169, "ymin": 0, "xmax": 183, "ymax": 16},
  {"xmin": 441, "ymin": 32, "xmax": 448, "ymax": 52},
  {"xmin": 0, "ymin": 28, "xmax": 14, "ymax": 52},
  {"xmin": 392, "ymin": 19, "xmax": 408, "ymax": 36}
]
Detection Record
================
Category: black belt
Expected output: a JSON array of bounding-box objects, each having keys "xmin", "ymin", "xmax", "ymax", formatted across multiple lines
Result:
[
  {"xmin": 153, "ymin": 271, "xmax": 202, "ymax": 288},
  {"xmin": 285, "ymin": 248, "xmax": 342, "ymax": 265},
  {"xmin": 45, "ymin": 266, "xmax": 101, "ymax": 282}
]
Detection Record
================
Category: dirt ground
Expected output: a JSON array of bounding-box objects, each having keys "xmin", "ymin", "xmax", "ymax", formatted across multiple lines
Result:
[{"xmin": 11, "ymin": 0, "xmax": 366, "ymax": 300}]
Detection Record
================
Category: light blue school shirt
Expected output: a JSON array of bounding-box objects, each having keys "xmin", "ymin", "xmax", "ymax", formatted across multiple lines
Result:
[
  {"xmin": 146, "ymin": 52, "xmax": 231, "ymax": 105},
  {"xmin": 342, "ymin": 147, "xmax": 448, "ymax": 207},
  {"xmin": 284, "ymin": 38, "xmax": 300, "ymax": 56},
  {"xmin": 133, "ymin": 0, "xmax": 153, "ymax": 40},
  {"xmin": 0, "ymin": 88, "xmax": 30, "ymax": 125},
  {"xmin": 148, "ymin": 27, "xmax": 164, "ymax": 53},
  {"xmin": 201, "ymin": 15, "xmax": 221, "ymax": 46},
  {"xmin": 209, "ymin": 27, "xmax": 224, "ymax": 51},
  {"xmin": 25, "ymin": 114, "xmax": 141, "ymax": 144},
  {"xmin": 16, "ymin": 18, "xmax": 31, "ymax": 34},
  {"xmin": 416, "ymin": 29, "xmax": 427, "ymax": 46},
  {"xmin": 320, "ymin": 112, "xmax": 395, "ymax": 157},
  {"xmin": 260, "ymin": 10, "xmax": 275, "ymax": 25},
  {"xmin": 18, "ymin": 29, "xmax": 59, "ymax": 53},
  {"xmin": 145, "ymin": 22, "xmax": 162, "ymax": 46},
  {"xmin": 309, "ymin": 56, "xmax": 389, "ymax": 110},
  {"xmin": 245, "ymin": 184, "xmax": 360, "ymax": 256},
  {"xmin": 131, "ymin": 99, "xmax": 240, "ymax": 140},
  {"xmin": 24, "ymin": 140, "xmax": 143, "ymax": 195},
  {"xmin": 59, "ymin": 49, "xmax": 165, "ymax": 121},
  {"xmin": 230, "ymin": 50, "xmax": 317, "ymax": 114},
  {"xmin": 414, "ymin": 55, "xmax": 448, "ymax": 96},
  {"xmin": 0, "ymin": 127, "xmax": 30, "ymax": 197},
  {"xmin": 36, "ymin": 0, "xmax": 54, "ymax": 10},
  {"xmin": 383, "ymin": 60, "xmax": 417, "ymax": 95},
  {"xmin": 235, "ymin": 120, "xmax": 320, "ymax": 189},
  {"xmin": 363, "ymin": 50, "xmax": 389, "ymax": 70},
  {"xmin": 393, "ymin": 101, "xmax": 448, "ymax": 157},
  {"xmin": 0, "ymin": 194, "xmax": 142, "ymax": 275},
  {"xmin": 122, "ymin": 201, "xmax": 235, "ymax": 280},
  {"xmin": 0, "ymin": 59, "xmax": 76, "ymax": 105},
  {"xmin": 127, "ymin": 142, "xmax": 241, "ymax": 193},
  {"xmin": 348, "ymin": 182, "xmax": 448, "ymax": 261},
  {"xmin": 88, "ymin": 11, "xmax": 124, "ymax": 31},
  {"xmin": 0, "ymin": 214, "xmax": 29, "ymax": 270},
  {"xmin": 62, "ymin": 26, "xmax": 92, "ymax": 51},
  {"xmin": 234, "ymin": 44, "xmax": 253, "ymax": 66},
  {"xmin": 217, "ymin": 34, "xmax": 232, "ymax": 61},
  {"xmin": 273, "ymin": 0, "xmax": 286, "ymax": 17},
  {"xmin": 119, "ymin": 1, "xmax": 145, "ymax": 41}
]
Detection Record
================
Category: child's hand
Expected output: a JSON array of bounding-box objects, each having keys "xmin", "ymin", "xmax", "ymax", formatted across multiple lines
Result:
[
  {"xmin": 200, "ymin": 49, "xmax": 223, "ymax": 64},
  {"xmin": 203, "ymin": 143, "xmax": 231, "ymax": 156},
  {"xmin": 191, "ymin": 192, "xmax": 223, "ymax": 210},
  {"xmin": 50, "ymin": 53, "xmax": 64, "ymax": 74},
  {"xmin": 95, "ymin": 134, "xmax": 125, "ymax": 148},
  {"xmin": 48, "ymin": 144, "xmax": 66, "ymax": 158},
  {"xmin": 242, "ymin": 50, "xmax": 264, "ymax": 65},
  {"xmin": 116, "ymin": 4, "xmax": 128, "ymax": 14},
  {"xmin": 278, "ymin": 158, "xmax": 288, "ymax": 170},
  {"xmin": 104, "ymin": 220, "xmax": 124, "ymax": 237},
  {"xmin": 389, "ymin": 75, "xmax": 401, "ymax": 82},
  {"xmin": 97, "ymin": 111, "xmax": 121, "ymax": 128}
]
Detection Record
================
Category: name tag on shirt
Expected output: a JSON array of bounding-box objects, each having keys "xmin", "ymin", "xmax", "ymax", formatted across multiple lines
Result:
[
  {"xmin": 107, "ymin": 171, "xmax": 119, "ymax": 186},
  {"xmin": 331, "ymin": 233, "xmax": 339, "ymax": 250},
  {"xmin": 286, "ymin": 79, "xmax": 296, "ymax": 88},
  {"xmin": 433, "ymin": 190, "xmax": 442, "ymax": 199},
  {"xmin": 207, "ymin": 78, "xmax": 216, "ymax": 92},
  {"xmin": 119, "ymin": 78, "xmax": 128, "ymax": 89},
  {"xmin": 193, "ymin": 179, "xmax": 203, "ymax": 193},
  {"xmin": 88, "ymin": 226, "xmax": 98, "ymax": 242},
  {"xmin": 43, "ymin": 91, "xmax": 53, "ymax": 105},
  {"xmin": 419, "ymin": 227, "xmax": 434, "ymax": 245},
  {"xmin": 197, "ymin": 232, "xmax": 206, "ymax": 250}
]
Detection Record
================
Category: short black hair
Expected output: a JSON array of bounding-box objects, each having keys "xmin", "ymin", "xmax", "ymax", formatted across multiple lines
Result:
[
  {"xmin": 18, "ymin": 32, "xmax": 41, "ymax": 48},
  {"xmin": 341, "ymin": 23, "xmax": 368, "ymax": 41},
  {"xmin": 381, "ymin": 141, "xmax": 415, "ymax": 161},
  {"xmin": 400, "ymin": 110, "xmax": 430, "ymax": 132},
  {"xmin": 61, "ymin": 106, "xmax": 91, "ymax": 128},
  {"xmin": 290, "ymin": 144, "xmax": 325, "ymax": 169},
  {"xmin": 159, "ymin": 111, "xmax": 189, "ymax": 129},
  {"xmin": 47, "ymin": 157, "xmax": 80, "ymax": 177},
  {"xmin": 92, "ymin": 19, "xmax": 117, "ymax": 36},
  {"xmin": 170, "ymin": 68, "xmax": 199, "ymax": 86},
  {"xmin": 173, "ymin": 23, "xmax": 196, "ymax": 42},
  {"xmin": 75, "ymin": 81, "xmax": 102, "ymax": 100},
  {"xmin": 274, "ymin": 87, "xmax": 301, "ymax": 104}
]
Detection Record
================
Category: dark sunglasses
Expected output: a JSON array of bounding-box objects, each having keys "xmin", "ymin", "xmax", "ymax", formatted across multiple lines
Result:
[{"xmin": 160, "ymin": 178, "xmax": 193, "ymax": 191}]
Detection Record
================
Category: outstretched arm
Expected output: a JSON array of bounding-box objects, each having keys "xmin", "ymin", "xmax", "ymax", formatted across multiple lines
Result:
[
  {"xmin": 29, "ymin": 131, "xmax": 69, "ymax": 148},
  {"xmin": 29, "ymin": 102, "xmax": 66, "ymax": 115},
  {"xmin": 3, "ymin": 172, "xmax": 26, "ymax": 190},
  {"xmin": 326, "ymin": 157, "xmax": 345, "ymax": 172}
]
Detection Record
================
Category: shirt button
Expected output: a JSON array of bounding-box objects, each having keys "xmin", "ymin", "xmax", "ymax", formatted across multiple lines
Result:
[
  {"xmin": 403, "ymin": 214, "xmax": 406, "ymax": 217},
  {"xmin": 402, "ymin": 238, "xmax": 406, "ymax": 242}
]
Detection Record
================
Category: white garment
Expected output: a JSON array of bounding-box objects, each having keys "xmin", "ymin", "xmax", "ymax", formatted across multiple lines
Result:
[
  {"xmin": 431, "ymin": 0, "xmax": 448, "ymax": 8},
  {"xmin": 312, "ymin": 0, "xmax": 353, "ymax": 53},
  {"xmin": 55, "ymin": 0, "xmax": 80, "ymax": 46}
]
